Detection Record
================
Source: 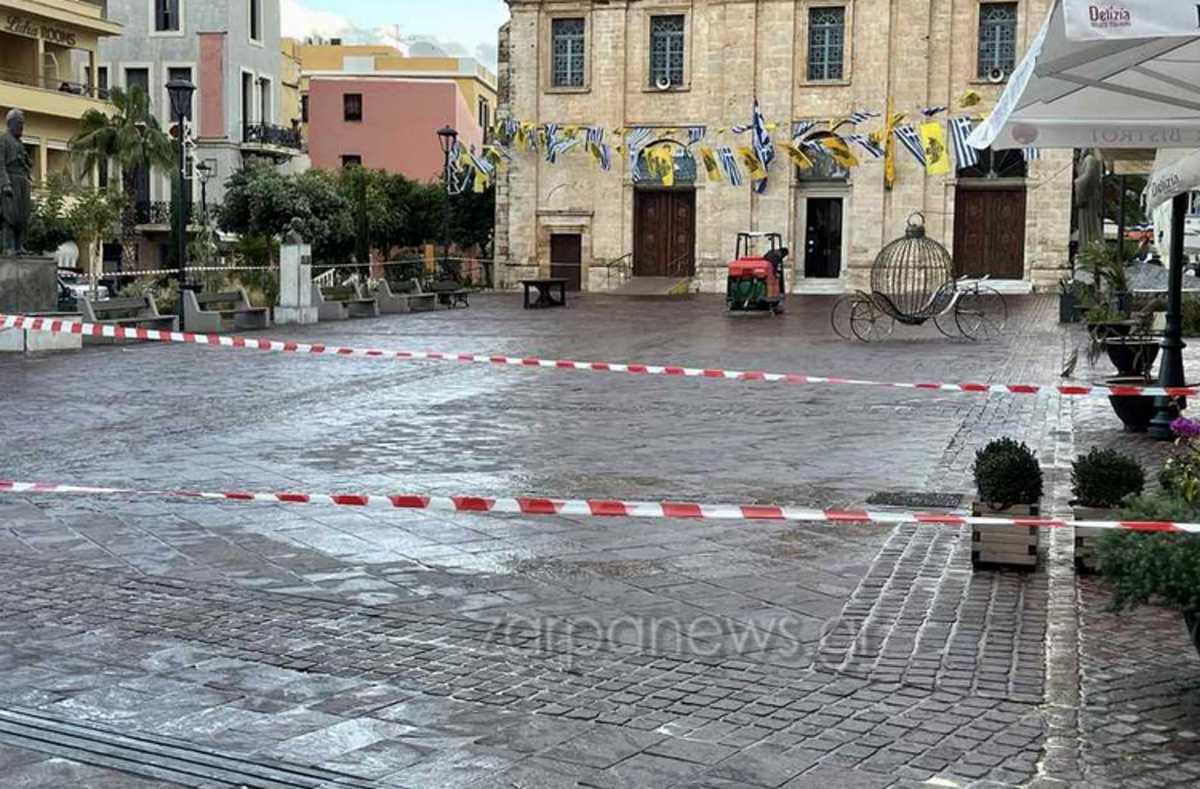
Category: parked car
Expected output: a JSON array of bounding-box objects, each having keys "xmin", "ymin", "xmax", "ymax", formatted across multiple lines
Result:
[{"xmin": 57, "ymin": 270, "xmax": 109, "ymax": 311}]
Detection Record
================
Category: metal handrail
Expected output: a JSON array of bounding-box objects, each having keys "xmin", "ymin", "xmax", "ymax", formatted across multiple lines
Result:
[
  {"xmin": 665, "ymin": 250, "xmax": 693, "ymax": 279},
  {"xmin": 601, "ymin": 252, "xmax": 634, "ymax": 290}
]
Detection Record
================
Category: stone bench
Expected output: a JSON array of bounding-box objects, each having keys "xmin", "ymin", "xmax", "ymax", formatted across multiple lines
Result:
[
  {"xmin": 369, "ymin": 279, "xmax": 438, "ymax": 314},
  {"xmin": 183, "ymin": 288, "xmax": 270, "ymax": 333},
  {"xmin": 79, "ymin": 295, "xmax": 178, "ymax": 343},
  {"xmin": 429, "ymin": 280, "xmax": 470, "ymax": 309},
  {"xmin": 313, "ymin": 283, "xmax": 379, "ymax": 321}
]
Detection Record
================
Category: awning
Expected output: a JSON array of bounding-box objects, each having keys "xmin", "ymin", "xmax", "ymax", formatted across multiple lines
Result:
[{"xmin": 969, "ymin": 0, "xmax": 1200, "ymax": 151}]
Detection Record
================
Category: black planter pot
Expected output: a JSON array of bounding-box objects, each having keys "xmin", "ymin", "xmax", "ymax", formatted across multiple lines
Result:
[
  {"xmin": 1115, "ymin": 291, "xmax": 1134, "ymax": 316},
  {"xmin": 1106, "ymin": 375, "xmax": 1159, "ymax": 432},
  {"xmin": 1185, "ymin": 610, "xmax": 1200, "ymax": 658},
  {"xmin": 1103, "ymin": 337, "xmax": 1160, "ymax": 377}
]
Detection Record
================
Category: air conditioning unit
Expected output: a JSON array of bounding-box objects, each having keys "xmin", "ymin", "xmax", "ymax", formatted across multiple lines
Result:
[
  {"xmin": 988, "ymin": 67, "xmax": 1008, "ymax": 84},
  {"xmin": 654, "ymin": 75, "xmax": 672, "ymax": 91}
]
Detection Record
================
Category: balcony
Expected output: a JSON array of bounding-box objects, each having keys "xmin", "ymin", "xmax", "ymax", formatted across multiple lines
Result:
[
  {"xmin": 134, "ymin": 200, "xmax": 194, "ymax": 229},
  {"xmin": 241, "ymin": 122, "xmax": 303, "ymax": 155},
  {"xmin": 0, "ymin": 66, "xmax": 110, "ymax": 119}
]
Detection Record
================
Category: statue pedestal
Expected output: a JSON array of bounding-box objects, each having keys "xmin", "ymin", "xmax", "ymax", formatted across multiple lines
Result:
[
  {"xmin": 0, "ymin": 255, "xmax": 57, "ymax": 314},
  {"xmin": 276, "ymin": 239, "xmax": 318, "ymax": 325}
]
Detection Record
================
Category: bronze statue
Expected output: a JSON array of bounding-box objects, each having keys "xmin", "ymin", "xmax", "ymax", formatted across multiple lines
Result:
[
  {"xmin": 1074, "ymin": 147, "xmax": 1104, "ymax": 252},
  {"xmin": 0, "ymin": 109, "xmax": 33, "ymax": 255}
]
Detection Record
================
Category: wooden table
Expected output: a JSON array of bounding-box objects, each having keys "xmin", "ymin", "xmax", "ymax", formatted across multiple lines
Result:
[{"xmin": 520, "ymin": 278, "xmax": 568, "ymax": 309}]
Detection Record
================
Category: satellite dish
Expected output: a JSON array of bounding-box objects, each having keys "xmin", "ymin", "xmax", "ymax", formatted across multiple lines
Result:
[
  {"xmin": 988, "ymin": 67, "xmax": 1007, "ymax": 84},
  {"xmin": 655, "ymin": 75, "xmax": 672, "ymax": 91}
]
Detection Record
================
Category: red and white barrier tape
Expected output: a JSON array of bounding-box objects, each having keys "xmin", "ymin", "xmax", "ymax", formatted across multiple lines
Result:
[
  {"xmin": 0, "ymin": 479, "xmax": 1195, "ymax": 534},
  {"xmin": 0, "ymin": 313, "xmax": 1187, "ymax": 400}
]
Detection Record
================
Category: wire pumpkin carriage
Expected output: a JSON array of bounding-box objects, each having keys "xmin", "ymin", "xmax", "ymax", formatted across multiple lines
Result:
[{"xmin": 831, "ymin": 213, "xmax": 1008, "ymax": 342}]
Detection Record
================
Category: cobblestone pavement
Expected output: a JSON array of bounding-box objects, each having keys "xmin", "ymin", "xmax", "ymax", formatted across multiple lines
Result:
[{"xmin": 0, "ymin": 293, "xmax": 1194, "ymax": 787}]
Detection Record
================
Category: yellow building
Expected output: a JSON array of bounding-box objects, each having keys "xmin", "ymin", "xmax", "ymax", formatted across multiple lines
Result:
[
  {"xmin": 291, "ymin": 39, "xmax": 498, "ymax": 143},
  {"xmin": 280, "ymin": 37, "xmax": 303, "ymax": 136},
  {"xmin": 0, "ymin": 0, "xmax": 120, "ymax": 185}
]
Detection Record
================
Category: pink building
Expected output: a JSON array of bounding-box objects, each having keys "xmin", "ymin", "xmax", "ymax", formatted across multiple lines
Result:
[{"xmin": 307, "ymin": 78, "xmax": 484, "ymax": 179}]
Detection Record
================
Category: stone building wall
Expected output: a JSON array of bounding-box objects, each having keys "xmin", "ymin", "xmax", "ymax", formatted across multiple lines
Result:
[{"xmin": 496, "ymin": 0, "xmax": 1072, "ymax": 293}]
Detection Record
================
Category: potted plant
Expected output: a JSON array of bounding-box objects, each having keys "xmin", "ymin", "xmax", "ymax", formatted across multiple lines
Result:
[
  {"xmin": 972, "ymin": 438, "xmax": 1044, "ymax": 569},
  {"xmin": 1099, "ymin": 495, "xmax": 1200, "ymax": 659},
  {"xmin": 1058, "ymin": 278, "xmax": 1090, "ymax": 323},
  {"xmin": 1070, "ymin": 447, "xmax": 1146, "ymax": 572}
]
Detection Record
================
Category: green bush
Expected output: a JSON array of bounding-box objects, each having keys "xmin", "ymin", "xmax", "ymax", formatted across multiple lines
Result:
[
  {"xmin": 1099, "ymin": 493, "xmax": 1200, "ymax": 612},
  {"xmin": 1071, "ymin": 447, "xmax": 1146, "ymax": 508},
  {"xmin": 118, "ymin": 276, "xmax": 179, "ymax": 315},
  {"xmin": 973, "ymin": 438, "xmax": 1043, "ymax": 508}
]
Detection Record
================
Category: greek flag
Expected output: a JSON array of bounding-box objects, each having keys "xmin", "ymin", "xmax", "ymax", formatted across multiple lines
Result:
[
  {"xmin": 625, "ymin": 127, "xmax": 655, "ymax": 178},
  {"xmin": 469, "ymin": 146, "xmax": 495, "ymax": 178},
  {"xmin": 585, "ymin": 126, "xmax": 604, "ymax": 147},
  {"xmin": 1023, "ymin": 148, "xmax": 1041, "ymax": 162},
  {"xmin": 501, "ymin": 118, "xmax": 519, "ymax": 139},
  {"xmin": 846, "ymin": 110, "xmax": 880, "ymax": 125},
  {"xmin": 921, "ymin": 105, "xmax": 948, "ymax": 117},
  {"xmin": 543, "ymin": 123, "xmax": 561, "ymax": 161},
  {"xmin": 894, "ymin": 126, "xmax": 926, "ymax": 166},
  {"xmin": 546, "ymin": 137, "xmax": 580, "ymax": 164},
  {"xmin": 792, "ymin": 120, "xmax": 817, "ymax": 141},
  {"xmin": 847, "ymin": 134, "xmax": 884, "ymax": 159},
  {"xmin": 735, "ymin": 100, "xmax": 774, "ymax": 193},
  {"xmin": 717, "ymin": 146, "xmax": 743, "ymax": 186},
  {"xmin": 949, "ymin": 117, "xmax": 979, "ymax": 171},
  {"xmin": 687, "ymin": 126, "xmax": 706, "ymax": 145}
]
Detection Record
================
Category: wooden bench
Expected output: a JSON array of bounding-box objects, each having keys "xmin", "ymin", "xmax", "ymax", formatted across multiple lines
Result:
[
  {"xmin": 429, "ymin": 279, "xmax": 470, "ymax": 308},
  {"xmin": 521, "ymin": 278, "xmax": 568, "ymax": 309},
  {"xmin": 313, "ymin": 283, "xmax": 380, "ymax": 321},
  {"xmin": 183, "ymin": 288, "xmax": 270, "ymax": 333},
  {"xmin": 79, "ymin": 295, "xmax": 178, "ymax": 340},
  {"xmin": 369, "ymin": 279, "xmax": 438, "ymax": 314}
]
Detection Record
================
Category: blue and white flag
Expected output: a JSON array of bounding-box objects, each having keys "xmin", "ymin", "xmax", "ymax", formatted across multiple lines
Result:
[
  {"xmin": 792, "ymin": 120, "xmax": 817, "ymax": 141},
  {"xmin": 1023, "ymin": 147, "xmax": 1041, "ymax": 162},
  {"xmin": 687, "ymin": 126, "xmax": 707, "ymax": 145},
  {"xmin": 894, "ymin": 126, "xmax": 927, "ymax": 166},
  {"xmin": 585, "ymin": 128, "xmax": 612, "ymax": 171},
  {"xmin": 847, "ymin": 133, "xmax": 884, "ymax": 159},
  {"xmin": 717, "ymin": 146, "xmax": 743, "ymax": 186},
  {"xmin": 585, "ymin": 126, "xmax": 604, "ymax": 147},
  {"xmin": 949, "ymin": 117, "xmax": 979, "ymax": 171},
  {"xmin": 734, "ymin": 101, "xmax": 774, "ymax": 193},
  {"xmin": 625, "ymin": 127, "xmax": 655, "ymax": 178},
  {"xmin": 846, "ymin": 110, "xmax": 880, "ymax": 125},
  {"xmin": 546, "ymin": 137, "xmax": 580, "ymax": 164},
  {"xmin": 921, "ymin": 105, "xmax": 948, "ymax": 118}
]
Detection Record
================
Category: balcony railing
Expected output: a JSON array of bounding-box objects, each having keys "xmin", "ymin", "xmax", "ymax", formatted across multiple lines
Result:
[
  {"xmin": 242, "ymin": 122, "xmax": 303, "ymax": 150},
  {"xmin": 134, "ymin": 200, "xmax": 194, "ymax": 226},
  {"xmin": 0, "ymin": 66, "xmax": 109, "ymax": 100}
]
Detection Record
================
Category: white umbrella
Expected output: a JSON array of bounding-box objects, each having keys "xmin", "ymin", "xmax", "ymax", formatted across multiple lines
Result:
[
  {"xmin": 970, "ymin": 1, "xmax": 1200, "ymax": 152},
  {"xmin": 970, "ymin": 0, "xmax": 1200, "ymax": 438}
]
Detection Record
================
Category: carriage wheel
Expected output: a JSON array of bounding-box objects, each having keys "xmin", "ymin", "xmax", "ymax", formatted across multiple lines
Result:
[
  {"xmin": 850, "ymin": 299, "xmax": 892, "ymax": 343},
  {"xmin": 955, "ymin": 287, "xmax": 1009, "ymax": 341},
  {"xmin": 932, "ymin": 313, "xmax": 958, "ymax": 339},
  {"xmin": 831, "ymin": 295, "xmax": 854, "ymax": 339}
]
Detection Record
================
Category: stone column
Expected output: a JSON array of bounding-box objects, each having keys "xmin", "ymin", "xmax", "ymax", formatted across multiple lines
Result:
[{"xmin": 275, "ymin": 231, "xmax": 317, "ymax": 325}]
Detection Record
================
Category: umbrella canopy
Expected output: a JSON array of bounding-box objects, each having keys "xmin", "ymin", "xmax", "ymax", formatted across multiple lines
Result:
[{"xmin": 970, "ymin": 0, "xmax": 1200, "ymax": 151}]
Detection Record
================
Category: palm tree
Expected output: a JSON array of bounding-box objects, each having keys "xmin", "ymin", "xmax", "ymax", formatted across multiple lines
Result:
[{"xmin": 70, "ymin": 87, "xmax": 174, "ymax": 269}]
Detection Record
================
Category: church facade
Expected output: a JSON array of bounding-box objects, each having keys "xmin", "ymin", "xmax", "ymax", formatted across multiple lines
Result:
[{"xmin": 495, "ymin": 0, "xmax": 1073, "ymax": 294}]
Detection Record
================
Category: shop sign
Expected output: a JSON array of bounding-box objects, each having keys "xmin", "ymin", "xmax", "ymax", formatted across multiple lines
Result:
[{"xmin": 4, "ymin": 15, "xmax": 78, "ymax": 47}]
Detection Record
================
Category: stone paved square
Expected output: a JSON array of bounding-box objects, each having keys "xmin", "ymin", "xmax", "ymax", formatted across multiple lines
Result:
[{"xmin": 1, "ymin": 293, "xmax": 1198, "ymax": 787}]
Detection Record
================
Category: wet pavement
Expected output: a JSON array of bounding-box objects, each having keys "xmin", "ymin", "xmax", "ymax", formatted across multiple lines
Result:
[{"xmin": 0, "ymin": 293, "xmax": 1196, "ymax": 787}]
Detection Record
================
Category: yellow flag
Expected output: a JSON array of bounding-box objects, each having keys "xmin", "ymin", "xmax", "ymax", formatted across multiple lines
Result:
[
  {"xmin": 884, "ymin": 97, "xmax": 897, "ymax": 190},
  {"xmin": 818, "ymin": 135, "xmax": 859, "ymax": 169},
  {"xmin": 782, "ymin": 142, "xmax": 812, "ymax": 171},
  {"xmin": 959, "ymin": 89, "xmax": 982, "ymax": 108},
  {"xmin": 919, "ymin": 120, "xmax": 951, "ymax": 175},
  {"xmin": 646, "ymin": 145, "xmax": 674, "ymax": 187},
  {"xmin": 699, "ymin": 146, "xmax": 722, "ymax": 182},
  {"xmin": 472, "ymin": 167, "xmax": 487, "ymax": 193},
  {"xmin": 738, "ymin": 146, "xmax": 767, "ymax": 180}
]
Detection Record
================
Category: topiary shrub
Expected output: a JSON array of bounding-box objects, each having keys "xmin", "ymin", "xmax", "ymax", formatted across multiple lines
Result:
[
  {"xmin": 1100, "ymin": 494, "xmax": 1200, "ymax": 615},
  {"xmin": 1071, "ymin": 447, "xmax": 1146, "ymax": 508},
  {"xmin": 973, "ymin": 438, "xmax": 1044, "ymax": 509}
]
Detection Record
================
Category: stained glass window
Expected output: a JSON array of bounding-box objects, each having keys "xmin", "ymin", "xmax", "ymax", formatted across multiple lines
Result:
[
  {"xmin": 551, "ymin": 18, "xmax": 585, "ymax": 88},
  {"xmin": 978, "ymin": 3, "xmax": 1017, "ymax": 79},
  {"xmin": 808, "ymin": 7, "xmax": 845, "ymax": 82},
  {"xmin": 649, "ymin": 15, "xmax": 685, "ymax": 87}
]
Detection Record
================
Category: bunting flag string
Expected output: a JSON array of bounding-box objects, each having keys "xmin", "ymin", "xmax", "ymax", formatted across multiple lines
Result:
[
  {"xmin": 893, "ymin": 125, "xmax": 927, "ymax": 167},
  {"xmin": 687, "ymin": 126, "xmax": 707, "ymax": 145},
  {"xmin": 846, "ymin": 133, "xmax": 884, "ymax": 159},
  {"xmin": 949, "ymin": 117, "xmax": 979, "ymax": 171},
  {"xmin": 717, "ymin": 146, "xmax": 744, "ymax": 186}
]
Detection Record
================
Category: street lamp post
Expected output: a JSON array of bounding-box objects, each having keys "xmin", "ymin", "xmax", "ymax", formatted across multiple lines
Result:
[
  {"xmin": 195, "ymin": 159, "xmax": 215, "ymax": 225},
  {"xmin": 166, "ymin": 77, "xmax": 195, "ymax": 326},
  {"xmin": 436, "ymin": 125, "xmax": 458, "ymax": 280},
  {"xmin": 1149, "ymin": 191, "xmax": 1190, "ymax": 439}
]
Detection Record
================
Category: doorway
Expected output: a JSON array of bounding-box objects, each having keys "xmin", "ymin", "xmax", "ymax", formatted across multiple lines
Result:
[
  {"xmin": 953, "ymin": 187, "xmax": 1026, "ymax": 278},
  {"xmin": 804, "ymin": 197, "xmax": 843, "ymax": 279},
  {"xmin": 550, "ymin": 233, "xmax": 582, "ymax": 291},
  {"xmin": 633, "ymin": 189, "xmax": 695, "ymax": 277}
]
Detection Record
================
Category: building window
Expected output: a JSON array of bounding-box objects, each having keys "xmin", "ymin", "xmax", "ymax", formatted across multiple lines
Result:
[
  {"xmin": 301, "ymin": 94, "xmax": 309, "ymax": 123},
  {"xmin": 96, "ymin": 66, "xmax": 108, "ymax": 95},
  {"xmin": 649, "ymin": 15, "xmax": 685, "ymax": 88},
  {"xmin": 241, "ymin": 71, "xmax": 254, "ymax": 124},
  {"xmin": 551, "ymin": 18, "xmax": 585, "ymax": 88},
  {"xmin": 258, "ymin": 76, "xmax": 271, "ymax": 124},
  {"xmin": 155, "ymin": 0, "xmax": 180, "ymax": 32},
  {"xmin": 978, "ymin": 3, "xmax": 1017, "ymax": 79},
  {"xmin": 343, "ymin": 93, "xmax": 363, "ymax": 122},
  {"xmin": 341, "ymin": 154, "xmax": 362, "ymax": 169},
  {"xmin": 477, "ymin": 97, "xmax": 490, "ymax": 135},
  {"xmin": 249, "ymin": 0, "xmax": 261, "ymax": 42},
  {"xmin": 807, "ymin": 7, "xmax": 845, "ymax": 81},
  {"xmin": 167, "ymin": 66, "xmax": 193, "ymax": 120}
]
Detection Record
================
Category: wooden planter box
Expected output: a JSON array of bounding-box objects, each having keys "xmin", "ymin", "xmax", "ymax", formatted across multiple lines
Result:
[
  {"xmin": 1073, "ymin": 506, "xmax": 1113, "ymax": 574},
  {"xmin": 972, "ymin": 502, "xmax": 1040, "ymax": 569}
]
